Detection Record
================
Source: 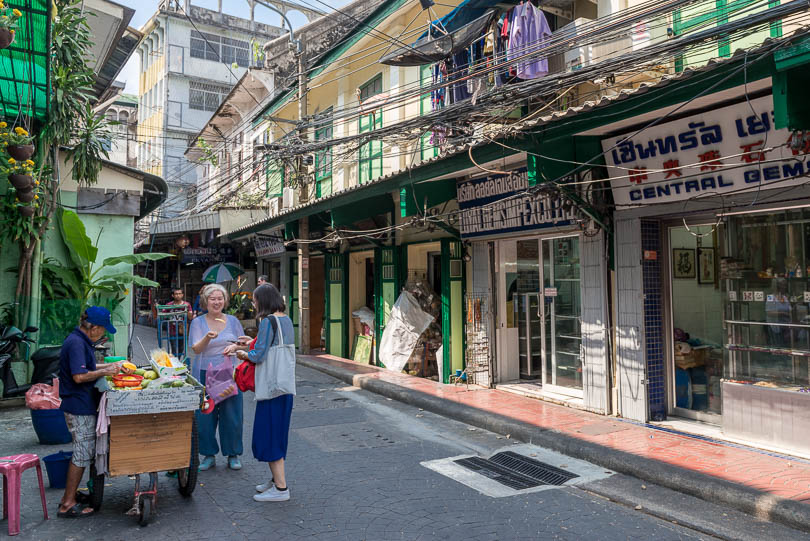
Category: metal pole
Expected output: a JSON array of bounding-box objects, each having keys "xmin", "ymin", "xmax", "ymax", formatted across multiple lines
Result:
[{"xmin": 297, "ymin": 51, "xmax": 310, "ymax": 354}]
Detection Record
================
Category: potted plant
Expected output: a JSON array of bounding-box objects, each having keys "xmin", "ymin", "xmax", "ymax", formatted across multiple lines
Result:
[
  {"xmin": 1, "ymin": 124, "xmax": 35, "ymax": 160},
  {"xmin": 2, "ymin": 156, "xmax": 35, "ymax": 190},
  {"xmin": 0, "ymin": 4, "xmax": 22, "ymax": 50}
]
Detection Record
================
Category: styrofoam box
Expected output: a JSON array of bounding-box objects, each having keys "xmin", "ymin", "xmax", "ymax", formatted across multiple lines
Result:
[
  {"xmin": 150, "ymin": 357, "xmax": 188, "ymax": 379},
  {"xmin": 106, "ymin": 376, "xmax": 203, "ymax": 416}
]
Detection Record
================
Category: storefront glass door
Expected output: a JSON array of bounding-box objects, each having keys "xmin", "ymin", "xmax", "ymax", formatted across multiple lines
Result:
[
  {"xmin": 542, "ymin": 237, "xmax": 583, "ymax": 394},
  {"xmin": 496, "ymin": 235, "xmax": 583, "ymax": 394}
]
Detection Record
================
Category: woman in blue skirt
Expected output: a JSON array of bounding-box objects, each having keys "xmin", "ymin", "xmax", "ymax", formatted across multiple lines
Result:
[{"xmin": 230, "ymin": 283, "xmax": 294, "ymax": 502}]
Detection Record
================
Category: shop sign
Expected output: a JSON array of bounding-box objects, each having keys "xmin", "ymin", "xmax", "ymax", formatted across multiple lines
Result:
[
  {"xmin": 643, "ymin": 250, "xmax": 657, "ymax": 261},
  {"xmin": 544, "ymin": 287, "xmax": 558, "ymax": 297},
  {"xmin": 603, "ymin": 95, "xmax": 810, "ymax": 207},
  {"xmin": 457, "ymin": 168, "xmax": 576, "ymax": 238},
  {"xmin": 181, "ymin": 246, "xmax": 235, "ymax": 265},
  {"xmin": 254, "ymin": 237, "xmax": 285, "ymax": 258}
]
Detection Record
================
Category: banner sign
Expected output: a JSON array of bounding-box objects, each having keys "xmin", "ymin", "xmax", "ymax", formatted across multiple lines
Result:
[
  {"xmin": 457, "ymin": 168, "xmax": 576, "ymax": 238},
  {"xmin": 181, "ymin": 246, "xmax": 235, "ymax": 265},
  {"xmin": 254, "ymin": 237, "xmax": 285, "ymax": 258},
  {"xmin": 603, "ymin": 95, "xmax": 810, "ymax": 207}
]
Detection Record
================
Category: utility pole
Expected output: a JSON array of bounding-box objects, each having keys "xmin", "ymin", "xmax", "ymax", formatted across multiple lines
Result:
[
  {"xmin": 296, "ymin": 50, "xmax": 310, "ymax": 355},
  {"xmin": 254, "ymin": 0, "xmax": 309, "ymax": 353}
]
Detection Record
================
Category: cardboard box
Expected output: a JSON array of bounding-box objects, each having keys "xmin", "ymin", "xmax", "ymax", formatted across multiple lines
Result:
[
  {"xmin": 108, "ymin": 411, "xmax": 193, "ymax": 476},
  {"xmin": 106, "ymin": 376, "xmax": 203, "ymax": 416}
]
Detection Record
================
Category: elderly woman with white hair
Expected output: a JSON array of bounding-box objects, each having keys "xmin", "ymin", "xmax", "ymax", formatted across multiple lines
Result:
[{"xmin": 188, "ymin": 283, "xmax": 246, "ymax": 471}]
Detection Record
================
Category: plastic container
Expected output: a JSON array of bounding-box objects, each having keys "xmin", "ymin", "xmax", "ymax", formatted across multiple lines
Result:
[
  {"xmin": 42, "ymin": 451, "xmax": 73, "ymax": 489},
  {"xmin": 104, "ymin": 355, "xmax": 127, "ymax": 363},
  {"xmin": 30, "ymin": 408, "xmax": 72, "ymax": 445}
]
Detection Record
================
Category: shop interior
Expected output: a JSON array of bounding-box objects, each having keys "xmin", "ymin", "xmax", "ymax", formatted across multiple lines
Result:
[
  {"xmin": 668, "ymin": 225, "xmax": 724, "ymax": 418},
  {"xmin": 496, "ymin": 236, "xmax": 584, "ymax": 399},
  {"xmin": 348, "ymin": 250, "xmax": 375, "ymax": 363},
  {"xmin": 402, "ymin": 242, "xmax": 444, "ymax": 380},
  {"xmin": 723, "ymin": 211, "xmax": 810, "ymax": 391}
]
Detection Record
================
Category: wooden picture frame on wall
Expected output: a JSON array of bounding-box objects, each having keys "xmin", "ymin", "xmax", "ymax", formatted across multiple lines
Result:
[
  {"xmin": 698, "ymin": 247, "xmax": 715, "ymax": 284},
  {"xmin": 672, "ymin": 248, "xmax": 696, "ymax": 279}
]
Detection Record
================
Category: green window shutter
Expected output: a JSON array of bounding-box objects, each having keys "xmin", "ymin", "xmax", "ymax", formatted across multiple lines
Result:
[
  {"xmin": 266, "ymin": 157, "xmax": 284, "ymax": 197},
  {"xmin": 419, "ymin": 64, "xmax": 438, "ymax": 161},
  {"xmin": 358, "ymin": 74, "xmax": 384, "ymax": 184},
  {"xmin": 315, "ymin": 108, "xmax": 333, "ymax": 198}
]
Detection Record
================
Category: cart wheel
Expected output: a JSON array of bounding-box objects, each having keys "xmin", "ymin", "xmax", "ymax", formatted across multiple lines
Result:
[
  {"xmin": 178, "ymin": 414, "xmax": 199, "ymax": 497},
  {"xmin": 138, "ymin": 496, "xmax": 152, "ymax": 527},
  {"xmin": 88, "ymin": 462, "xmax": 104, "ymax": 511}
]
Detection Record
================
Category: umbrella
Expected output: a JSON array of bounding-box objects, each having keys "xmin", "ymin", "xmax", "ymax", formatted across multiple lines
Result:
[{"xmin": 202, "ymin": 263, "xmax": 244, "ymax": 283}]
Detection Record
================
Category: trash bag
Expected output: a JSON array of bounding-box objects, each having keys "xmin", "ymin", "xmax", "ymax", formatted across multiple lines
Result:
[
  {"xmin": 205, "ymin": 356, "xmax": 238, "ymax": 405},
  {"xmin": 379, "ymin": 291, "xmax": 435, "ymax": 373},
  {"xmin": 25, "ymin": 378, "xmax": 62, "ymax": 410}
]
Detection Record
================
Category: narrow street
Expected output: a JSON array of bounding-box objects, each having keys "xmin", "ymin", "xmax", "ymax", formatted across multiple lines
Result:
[{"xmin": 2, "ymin": 357, "xmax": 806, "ymax": 540}]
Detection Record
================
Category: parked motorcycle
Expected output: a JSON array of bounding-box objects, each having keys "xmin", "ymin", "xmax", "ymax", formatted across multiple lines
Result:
[{"xmin": 0, "ymin": 326, "xmax": 62, "ymax": 399}]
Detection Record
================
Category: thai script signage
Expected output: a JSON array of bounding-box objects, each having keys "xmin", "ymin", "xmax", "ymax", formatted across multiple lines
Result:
[
  {"xmin": 457, "ymin": 168, "xmax": 576, "ymax": 238},
  {"xmin": 254, "ymin": 237, "xmax": 285, "ymax": 258},
  {"xmin": 603, "ymin": 95, "xmax": 810, "ymax": 206},
  {"xmin": 181, "ymin": 245, "xmax": 235, "ymax": 265}
]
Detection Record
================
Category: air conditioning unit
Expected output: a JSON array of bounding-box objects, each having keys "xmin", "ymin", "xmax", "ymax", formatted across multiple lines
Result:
[
  {"xmin": 282, "ymin": 186, "xmax": 298, "ymax": 209},
  {"xmin": 557, "ymin": 18, "xmax": 596, "ymax": 72},
  {"xmin": 268, "ymin": 196, "xmax": 281, "ymax": 216}
]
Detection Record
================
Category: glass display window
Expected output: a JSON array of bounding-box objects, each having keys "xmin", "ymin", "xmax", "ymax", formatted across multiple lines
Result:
[{"xmin": 722, "ymin": 210, "xmax": 810, "ymax": 391}]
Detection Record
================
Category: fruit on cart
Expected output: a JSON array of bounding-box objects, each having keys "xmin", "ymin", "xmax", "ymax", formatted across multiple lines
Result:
[
  {"xmin": 171, "ymin": 380, "xmax": 185, "ymax": 388},
  {"xmin": 143, "ymin": 370, "xmax": 158, "ymax": 380},
  {"xmin": 150, "ymin": 349, "xmax": 173, "ymax": 367},
  {"xmin": 140, "ymin": 379, "xmax": 150, "ymax": 389},
  {"xmin": 112, "ymin": 374, "xmax": 144, "ymax": 387},
  {"xmin": 134, "ymin": 368, "xmax": 146, "ymax": 376},
  {"xmin": 122, "ymin": 362, "xmax": 138, "ymax": 372}
]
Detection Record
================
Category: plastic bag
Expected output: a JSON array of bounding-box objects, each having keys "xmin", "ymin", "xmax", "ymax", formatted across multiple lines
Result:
[
  {"xmin": 379, "ymin": 291, "xmax": 435, "ymax": 373},
  {"xmin": 25, "ymin": 378, "xmax": 62, "ymax": 410},
  {"xmin": 205, "ymin": 357, "xmax": 238, "ymax": 405}
]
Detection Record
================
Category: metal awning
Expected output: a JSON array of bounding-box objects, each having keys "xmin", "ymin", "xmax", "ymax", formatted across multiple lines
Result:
[
  {"xmin": 380, "ymin": 10, "xmax": 496, "ymax": 66},
  {"xmin": 0, "ymin": 0, "xmax": 50, "ymax": 120},
  {"xmin": 150, "ymin": 211, "xmax": 220, "ymax": 235}
]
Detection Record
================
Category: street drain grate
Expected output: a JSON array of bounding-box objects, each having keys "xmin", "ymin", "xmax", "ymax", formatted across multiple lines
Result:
[{"xmin": 454, "ymin": 451, "xmax": 579, "ymax": 490}]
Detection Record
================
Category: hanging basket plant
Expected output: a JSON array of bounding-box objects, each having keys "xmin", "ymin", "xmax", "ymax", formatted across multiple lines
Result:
[
  {"xmin": 1, "ymin": 123, "xmax": 35, "ymax": 160},
  {"xmin": 16, "ymin": 189, "xmax": 35, "ymax": 203},
  {"xmin": 3, "ymin": 155, "xmax": 35, "ymax": 191},
  {"xmin": 18, "ymin": 204, "xmax": 35, "ymax": 217},
  {"xmin": 0, "ymin": 5, "xmax": 22, "ymax": 50}
]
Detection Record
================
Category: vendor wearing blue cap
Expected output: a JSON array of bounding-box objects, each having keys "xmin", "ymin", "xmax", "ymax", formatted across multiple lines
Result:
[{"xmin": 57, "ymin": 306, "xmax": 128, "ymax": 518}]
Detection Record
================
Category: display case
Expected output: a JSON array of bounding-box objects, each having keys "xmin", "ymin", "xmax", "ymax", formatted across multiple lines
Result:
[{"xmin": 516, "ymin": 292, "xmax": 542, "ymax": 379}]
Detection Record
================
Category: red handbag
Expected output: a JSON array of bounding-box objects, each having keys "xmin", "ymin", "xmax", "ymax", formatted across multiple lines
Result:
[{"xmin": 234, "ymin": 359, "xmax": 255, "ymax": 392}]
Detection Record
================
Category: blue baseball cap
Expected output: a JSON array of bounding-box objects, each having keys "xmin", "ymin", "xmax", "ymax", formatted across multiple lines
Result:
[{"xmin": 85, "ymin": 306, "xmax": 116, "ymax": 334}]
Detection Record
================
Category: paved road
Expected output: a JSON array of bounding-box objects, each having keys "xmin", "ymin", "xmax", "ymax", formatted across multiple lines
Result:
[{"xmin": 1, "ymin": 357, "xmax": 803, "ymax": 540}]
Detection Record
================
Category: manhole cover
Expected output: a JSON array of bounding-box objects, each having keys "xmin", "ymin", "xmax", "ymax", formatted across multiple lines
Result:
[{"xmin": 455, "ymin": 451, "xmax": 578, "ymax": 490}]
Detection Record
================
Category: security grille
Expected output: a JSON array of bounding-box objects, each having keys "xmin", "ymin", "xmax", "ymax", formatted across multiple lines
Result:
[{"xmin": 455, "ymin": 451, "xmax": 578, "ymax": 490}]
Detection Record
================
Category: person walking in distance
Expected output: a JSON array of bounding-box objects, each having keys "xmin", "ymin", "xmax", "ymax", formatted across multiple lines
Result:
[{"xmin": 226, "ymin": 284, "xmax": 294, "ymax": 501}]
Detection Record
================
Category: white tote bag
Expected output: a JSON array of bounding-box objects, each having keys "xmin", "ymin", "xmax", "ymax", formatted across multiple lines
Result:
[{"xmin": 255, "ymin": 315, "xmax": 296, "ymax": 400}]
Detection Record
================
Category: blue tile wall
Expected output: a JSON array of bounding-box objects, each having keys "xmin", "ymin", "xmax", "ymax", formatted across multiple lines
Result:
[{"xmin": 641, "ymin": 220, "xmax": 666, "ymax": 421}]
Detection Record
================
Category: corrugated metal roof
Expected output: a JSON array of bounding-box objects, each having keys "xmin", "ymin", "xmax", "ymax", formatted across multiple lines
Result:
[{"xmin": 150, "ymin": 211, "xmax": 219, "ymax": 235}]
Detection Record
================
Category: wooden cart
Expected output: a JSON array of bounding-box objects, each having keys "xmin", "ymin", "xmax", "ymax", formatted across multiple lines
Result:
[{"xmin": 87, "ymin": 377, "xmax": 204, "ymax": 526}]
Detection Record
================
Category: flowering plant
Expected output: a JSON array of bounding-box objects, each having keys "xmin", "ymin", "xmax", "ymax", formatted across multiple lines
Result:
[
  {"xmin": 2, "ymin": 156, "xmax": 35, "ymax": 175},
  {"xmin": 0, "ymin": 3, "xmax": 23, "ymax": 33},
  {"xmin": 1, "ymin": 124, "xmax": 33, "ymax": 146}
]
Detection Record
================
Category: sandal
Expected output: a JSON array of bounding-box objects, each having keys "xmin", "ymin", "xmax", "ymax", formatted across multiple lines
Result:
[
  {"xmin": 57, "ymin": 503, "xmax": 94, "ymax": 519},
  {"xmin": 75, "ymin": 491, "xmax": 91, "ymax": 505}
]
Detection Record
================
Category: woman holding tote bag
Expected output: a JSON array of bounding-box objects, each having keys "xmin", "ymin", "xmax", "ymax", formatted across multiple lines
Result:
[{"xmin": 226, "ymin": 284, "xmax": 295, "ymax": 502}]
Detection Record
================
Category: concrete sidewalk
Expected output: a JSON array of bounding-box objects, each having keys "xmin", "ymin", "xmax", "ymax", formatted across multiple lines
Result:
[{"xmin": 297, "ymin": 353, "xmax": 810, "ymax": 534}]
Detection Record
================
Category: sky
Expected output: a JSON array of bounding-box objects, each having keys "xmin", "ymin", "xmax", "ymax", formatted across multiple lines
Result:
[{"xmin": 115, "ymin": 0, "xmax": 351, "ymax": 94}]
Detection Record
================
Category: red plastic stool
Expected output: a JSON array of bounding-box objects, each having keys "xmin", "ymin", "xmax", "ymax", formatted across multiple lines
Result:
[{"xmin": 0, "ymin": 454, "xmax": 49, "ymax": 536}]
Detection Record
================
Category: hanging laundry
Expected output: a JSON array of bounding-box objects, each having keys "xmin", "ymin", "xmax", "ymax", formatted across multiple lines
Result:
[
  {"xmin": 432, "ymin": 61, "xmax": 447, "ymax": 110},
  {"xmin": 508, "ymin": 2, "xmax": 551, "ymax": 80},
  {"xmin": 450, "ymin": 49, "xmax": 471, "ymax": 103}
]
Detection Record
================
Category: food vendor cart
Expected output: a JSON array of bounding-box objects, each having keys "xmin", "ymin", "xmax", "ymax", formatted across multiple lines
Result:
[{"xmin": 88, "ymin": 354, "xmax": 205, "ymax": 526}]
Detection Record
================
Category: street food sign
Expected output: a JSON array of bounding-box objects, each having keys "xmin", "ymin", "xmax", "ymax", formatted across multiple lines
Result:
[
  {"xmin": 457, "ymin": 168, "xmax": 576, "ymax": 238},
  {"xmin": 603, "ymin": 95, "xmax": 810, "ymax": 207},
  {"xmin": 181, "ymin": 246, "xmax": 235, "ymax": 265}
]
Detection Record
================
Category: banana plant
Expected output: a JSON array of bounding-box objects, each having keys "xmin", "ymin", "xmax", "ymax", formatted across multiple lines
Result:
[{"xmin": 50, "ymin": 208, "xmax": 173, "ymax": 311}]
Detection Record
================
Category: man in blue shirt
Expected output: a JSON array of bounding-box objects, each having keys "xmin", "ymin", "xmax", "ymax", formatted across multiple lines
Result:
[{"xmin": 57, "ymin": 307, "xmax": 124, "ymax": 518}]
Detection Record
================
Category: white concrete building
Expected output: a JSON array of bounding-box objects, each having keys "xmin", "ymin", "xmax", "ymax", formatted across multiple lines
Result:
[{"xmin": 136, "ymin": 0, "xmax": 322, "ymax": 216}]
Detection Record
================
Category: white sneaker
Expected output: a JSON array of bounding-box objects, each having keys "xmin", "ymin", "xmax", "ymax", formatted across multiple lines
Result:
[
  {"xmin": 255, "ymin": 480, "xmax": 274, "ymax": 493},
  {"xmin": 253, "ymin": 485, "xmax": 290, "ymax": 502}
]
